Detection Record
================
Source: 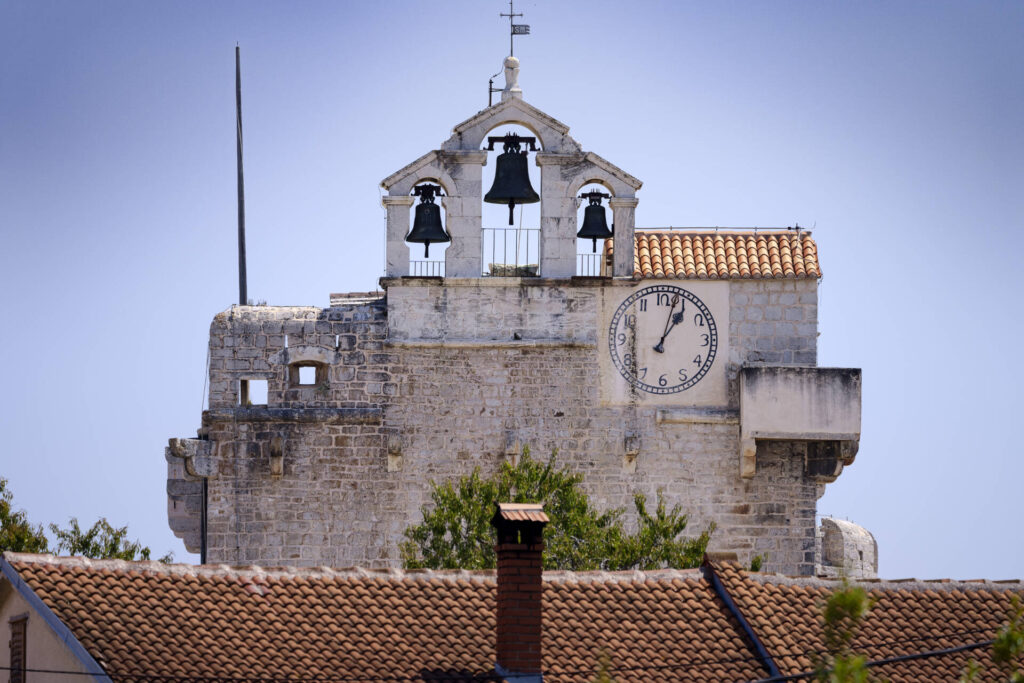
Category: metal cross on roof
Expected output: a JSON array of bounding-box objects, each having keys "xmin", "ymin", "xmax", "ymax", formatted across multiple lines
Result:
[{"xmin": 500, "ymin": 0, "xmax": 530, "ymax": 56}]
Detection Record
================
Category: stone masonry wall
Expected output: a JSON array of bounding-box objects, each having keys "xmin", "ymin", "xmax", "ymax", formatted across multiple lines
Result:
[{"xmin": 169, "ymin": 278, "xmax": 827, "ymax": 575}]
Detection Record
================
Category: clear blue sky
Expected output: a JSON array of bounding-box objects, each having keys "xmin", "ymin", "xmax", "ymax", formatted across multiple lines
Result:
[{"xmin": 1, "ymin": 1, "xmax": 1021, "ymax": 578}]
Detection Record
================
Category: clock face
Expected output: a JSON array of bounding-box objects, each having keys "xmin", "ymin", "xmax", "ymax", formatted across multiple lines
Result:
[{"xmin": 608, "ymin": 284, "xmax": 718, "ymax": 394}]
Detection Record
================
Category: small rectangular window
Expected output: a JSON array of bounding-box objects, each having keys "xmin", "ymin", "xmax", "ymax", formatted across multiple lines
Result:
[
  {"xmin": 299, "ymin": 366, "xmax": 316, "ymax": 385},
  {"xmin": 239, "ymin": 379, "xmax": 268, "ymax": 406},
  {"xmin": 10, "ymin": 615, "xmax": 27, "ymax": 683},
  {"xmin": 248, "ymin": 379, "xmax": 268, "ymax": 405}
]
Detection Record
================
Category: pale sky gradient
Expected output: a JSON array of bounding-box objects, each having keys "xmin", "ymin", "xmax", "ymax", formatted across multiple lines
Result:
[{"xmin": 1, "ymin": 1, "xmax": 1022, "ymax": 578}]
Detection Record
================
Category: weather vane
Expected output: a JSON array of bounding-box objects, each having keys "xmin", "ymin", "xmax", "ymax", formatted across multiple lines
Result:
[{"xmin": 500, "ymin": 0, "xmax": 530, "ymax": 57}]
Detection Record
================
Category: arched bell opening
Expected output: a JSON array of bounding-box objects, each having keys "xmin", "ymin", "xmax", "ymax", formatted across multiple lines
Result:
[
  {"xmin": 405, "ymin": 180, "xmax": 450, "ymax": 277},
  {"xmin": 481, "ymin": 123, "xmax": 542, "ymax": 277},
  {"xmin": 575, "ymin": 181, "xmax": 615, "ymax": 276}
]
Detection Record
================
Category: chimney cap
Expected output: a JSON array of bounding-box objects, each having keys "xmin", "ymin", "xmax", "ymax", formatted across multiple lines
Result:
[{"xmin": 492, "ymin": 502, "xmax": 549, "ymax": 524}]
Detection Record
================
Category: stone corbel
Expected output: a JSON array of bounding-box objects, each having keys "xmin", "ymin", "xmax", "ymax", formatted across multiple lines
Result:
[
  {"xmin": 623, "ymin": 432, "xmax": 641, "ymax": 473},
  {"xmin": 740, "ymin": 438, "xmax": 757, "ymax": 479},
  {"xmin": 167, "ymin": 438, "xmax": 216, "ymax": 478},
  {"xmin": 387, "ymin": 433, "xmax": 404, "ymax": 473},
  {"xmin": 504, "ymin": 430, "xmax": 523, "ymax": 466},
  {"xmin": 269, "ymin": 436, "xmax": 285, "ymax": 478}
]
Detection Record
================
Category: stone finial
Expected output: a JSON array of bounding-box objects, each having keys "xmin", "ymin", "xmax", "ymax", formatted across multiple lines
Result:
[{"xmin": 501, "ymin": 56, "xmax": 522, "ymax": 101}]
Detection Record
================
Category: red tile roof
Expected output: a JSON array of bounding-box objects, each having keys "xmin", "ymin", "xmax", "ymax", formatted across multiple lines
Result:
[
  {"xmin": 3, "ymin": 554, "xmax": 764, "ymax": 682},
  {"xmin": 607, "ymin": 230, "xmax": 821, "ymax": 279},
  {"xmin": 709, "ymin": 559, "xmax": 1024, "ymax": 682},
  {"xmin": 3, "ymin": 553, "xmax": 1022, "ymax": 682}
]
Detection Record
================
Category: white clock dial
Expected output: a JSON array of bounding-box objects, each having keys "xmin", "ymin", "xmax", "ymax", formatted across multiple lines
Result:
[{"xmin": 608, "ymin": 285, "xmax": 719, "ymax": 394}]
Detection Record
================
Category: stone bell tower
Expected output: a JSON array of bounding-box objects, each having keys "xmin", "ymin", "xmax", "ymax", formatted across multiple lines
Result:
[{"xmin": 167, "ymin": 54, "xmax": 865, "ymax": 577}]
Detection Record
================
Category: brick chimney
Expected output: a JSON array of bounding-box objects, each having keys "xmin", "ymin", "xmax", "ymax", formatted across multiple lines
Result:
[{"xmin": 491, "ymin": 502, "xmax": 549, "ymax": 682}]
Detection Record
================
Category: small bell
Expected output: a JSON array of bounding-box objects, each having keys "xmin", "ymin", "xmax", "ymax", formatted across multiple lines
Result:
[
  {"xmin": 576, "ymin": 191, "xmax": 613, "ymax": 252},
  {"xmin": 484, "ymin": 133, "xmax": 540, "ymax": 225},
  {"xmin": 405, "ymin": 184, "xmax": 450, "ymax": 258}
]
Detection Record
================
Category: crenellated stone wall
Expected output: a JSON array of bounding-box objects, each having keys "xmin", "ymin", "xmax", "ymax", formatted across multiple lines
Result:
[{"xmin": 167, "ymin": 277, "xmax": 850, "ymax": 576}]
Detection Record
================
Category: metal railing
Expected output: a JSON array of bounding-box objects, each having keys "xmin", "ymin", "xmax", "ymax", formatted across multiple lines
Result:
[
  {"xmin": 409, "ymin": 260, "xmax": 445, "ymax": 277},
  {"xmin": 482, "ymin": 227, "xmax": 540, "ymax": 277},
  {"xmin": 576, "ymin": 252, "xmax": 604, "ymax": 277}
]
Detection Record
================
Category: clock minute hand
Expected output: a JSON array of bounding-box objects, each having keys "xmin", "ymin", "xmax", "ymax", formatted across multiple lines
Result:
[{"xmin": 653, "ymin": 295, "xmax": 681, "ymax": 354}]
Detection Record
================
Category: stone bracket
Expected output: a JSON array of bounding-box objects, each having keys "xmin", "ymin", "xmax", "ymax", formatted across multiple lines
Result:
[
  {"xmin": 269, "ymin": 436, "xmax": 285, "ymax": 478},
  {"xmin": 167, "ymin": 438, "xmax": 216, "ymax": 478}
]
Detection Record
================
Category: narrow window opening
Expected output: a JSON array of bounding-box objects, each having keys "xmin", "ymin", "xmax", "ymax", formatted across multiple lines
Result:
[
  {"xmin": 284, "ymin": 334, "xmax": 289, "ymax": 348},
  {"xmin": 299, "ymin": 366, "xmax": 316, "ymax": 385},
  {"xmin": 335, "ymin": 334, "xmax": 340, "ymax": 349},
  {"xmin": 9, "ymin": 615, "xmax": 27, "ymax": 683},
  {"xmin": 858, "ymin": 550, "xmax": 864, "ymax": 561}
]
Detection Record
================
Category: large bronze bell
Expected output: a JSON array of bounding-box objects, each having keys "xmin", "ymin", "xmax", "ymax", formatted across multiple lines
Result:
[
  {"xmin": 577, "ymin": 191, "xmax": 613, "ymax": 252},
  {"xmin": 484, "ymin": 133, "xmax": 540, "ymax": 225},
  {"xmin": 405, "ymin": 184, "xmax": 450, "ymax": 258}
]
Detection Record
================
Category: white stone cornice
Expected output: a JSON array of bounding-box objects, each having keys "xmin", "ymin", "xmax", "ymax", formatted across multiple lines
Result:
[
  {"xmin": 381, "ymin": 195, "xmax": 415, "ymax": 207},
  {"xmin": 608, "ymin": 197, "xmax": 640, "ymax": 208},
  {"xmin": 535, "ymin": 152, "xmax": 585, "ymax": 166},
  {"xmin": 439, "ymin": 150, "xmax": 488, "ymax": 164}
]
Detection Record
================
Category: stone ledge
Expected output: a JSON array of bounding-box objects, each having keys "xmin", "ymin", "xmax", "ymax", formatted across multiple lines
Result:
[
  {"xmin": 379, "ymin": 276, "xmax": 625, "ymax": 289},
  {"xmin": 203, "ymin": 407, "xmax": 382, "ymax": 425},
  {"xmin": 656, "ymin": 408, "xmax": 739, "ymax": 425},
  {"xmin": 385, "ymin": 339, "xmax": 596, "ymax": 349}
]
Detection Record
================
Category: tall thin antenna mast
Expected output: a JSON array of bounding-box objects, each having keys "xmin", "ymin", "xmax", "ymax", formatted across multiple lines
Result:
[{"xmin": 235, "ymin": 45, "xmax": 248, "ymax": 307}]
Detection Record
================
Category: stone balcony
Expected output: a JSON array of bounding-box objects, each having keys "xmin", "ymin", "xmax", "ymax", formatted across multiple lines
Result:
[{"xmin": 739, "ymin": 366, "xmax": 862, "ymax": 479}]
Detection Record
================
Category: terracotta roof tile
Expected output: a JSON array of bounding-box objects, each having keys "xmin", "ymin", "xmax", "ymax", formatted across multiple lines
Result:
[
  {"xmin": 6, "ymin": 553, "xmax": 1023, "ymax": 682},
  {"xmin": 5, "ymin": 555, "xmax": 765, "ymax": 682},
  {"xmin": 708, "ymin": 559, "xmax": 1024, "ymax": 681},
  {"xmin": 607, "ymin": 230, "xmax": 821, "ymax": 279},
  {"xmin": 495, "ymin": 502, "xmax": 550, "ymax": 523}
]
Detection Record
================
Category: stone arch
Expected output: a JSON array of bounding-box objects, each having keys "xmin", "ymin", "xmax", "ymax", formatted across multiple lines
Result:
[
  {"xmin": 444, "ymin": 99, "xmax": 578, "ymax": 154},
  {"xmin": 566, "ymin": 167, "xmax": 636, "ymax": 199},
  {"xmin": 409, "ymin": 174, "xmax": 456, "ymax": 197},
  {"xmin": 480, "ymin": 119, "xmax": 547, "ymax": 151},
  {"xmin": 269, "ymin": 345, "xmax": 339, "ymax": 367}
]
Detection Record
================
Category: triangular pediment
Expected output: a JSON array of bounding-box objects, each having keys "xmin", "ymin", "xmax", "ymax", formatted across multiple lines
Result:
[
  {"xmin": 380, "ymin": 150, "xmax": 438, "ymax": 191},
  {"xmin": 584, "ymin": 152, "xmax": 643, "ymax": 192}
]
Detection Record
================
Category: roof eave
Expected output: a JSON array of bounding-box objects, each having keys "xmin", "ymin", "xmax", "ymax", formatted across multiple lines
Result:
[{"xmin": 0, "ymin": 552, "xmax": 113, "ymax": 683}]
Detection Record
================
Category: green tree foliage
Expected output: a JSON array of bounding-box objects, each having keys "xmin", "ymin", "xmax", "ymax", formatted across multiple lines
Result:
[
  {"xmin": 49, "ymin": 518, "xmax": 172, "ymax": 562},
  {"xmin": 0, "ymin": 477, "xmax": 49, "ymax": 553},
  {"xmin": 815, "ymin": 580, "xmax": 876, "ymax": 683},
  {"xmin": 992, "ymin": 597, "xmax": 1024, "ymax": 682},
  {"xmin": 962, "ymin": 596, "xmax": 1024, "ymax": 683},
  {"xmin": 590, "ymin": 651, "xmax": 619, "ymax": 683},
  {"xmin": 400, "ymin": 449, "xmax": 711, "ymax": 571}
]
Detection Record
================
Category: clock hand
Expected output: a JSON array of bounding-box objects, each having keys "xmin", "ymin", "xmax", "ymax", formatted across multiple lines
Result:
[{"xmin": 653, "ymin": 295, "xmax": 681, "ymax": 353}]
